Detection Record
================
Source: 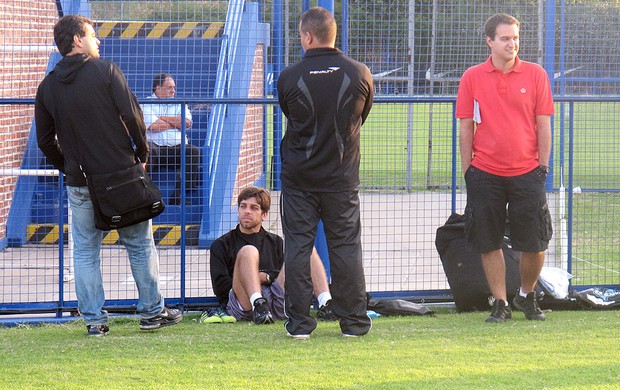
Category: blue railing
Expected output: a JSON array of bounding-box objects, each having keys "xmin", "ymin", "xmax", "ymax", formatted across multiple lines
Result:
[{"xmin": 1, "ymin": 95, "xmax": 619, "ymax": 321}]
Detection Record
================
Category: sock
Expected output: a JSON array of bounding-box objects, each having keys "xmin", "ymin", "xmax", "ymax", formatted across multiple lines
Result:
[
  {"xmin": 317, "ymin": 292, "xmax": 332, "ymax": 308},
  {"xmin": 519, "ymin": 287, "xmax": 528, "ymax": 298},
  {"xmin": 250, "ymin": 293, "xmax": 262, "ymax": 308}
]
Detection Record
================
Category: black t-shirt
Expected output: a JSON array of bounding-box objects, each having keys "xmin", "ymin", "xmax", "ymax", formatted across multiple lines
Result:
[{"xmin": 209, "ymin": 225, "xmax": 283, "ymax": 306}]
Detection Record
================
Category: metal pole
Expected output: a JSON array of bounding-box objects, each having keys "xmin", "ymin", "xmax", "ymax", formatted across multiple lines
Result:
[
  {"xmin": 342, "ymin": 0, "xmax": 348, "ymax": 54},
  {"xmin": 284, "ymin": 0, "xmax": 290, "ymax": 67},
  {"xmin": 537, "ymin": 0, "xmax": 544, "ymax": 65},
  {"xmin": 318, "ymin": 0, "xmax": 334, "ymax": 10},
  {"xmin": 544, "ymin": 0, "xmax": 556, "ymax": 192},
  {"xmin": 558, "ymin": 0, "xmax": 568, "ymax": 270},
  {"xmin": 273, "ymin": 0, "xmax": 284, "ymax": 190},
  {"xmin": 426, "ymin": 0, "xmax": 437, "ymax": 189},
  {"xmin": 406, "ymin": 0, "xmax": 416, "ymax": 190}
]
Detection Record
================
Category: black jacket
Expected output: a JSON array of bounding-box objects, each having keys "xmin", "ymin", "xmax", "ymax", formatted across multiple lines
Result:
[
  {"xmin": 209, "ymin": 226, "xmax": 284, "ymax": 306},
  {"xmin": 277, "ymin": 47, "xmax": 373, "ymax": 192},
  {"xmin": 35, "ymin": 54, "xmax": 148, "ymax": 186}
]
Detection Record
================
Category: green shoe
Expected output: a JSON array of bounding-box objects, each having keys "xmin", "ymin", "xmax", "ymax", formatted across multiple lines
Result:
[
  {"xmin": 219, "ymin": 312, "xmax": 237, "ymax": 323},
  {"xmin": 200, "ymin": 308, "xmax": 223, "ymax": 324},
  {"xmin": 200, "ymin": 306, "xmax": 237, "ymax": 324}
]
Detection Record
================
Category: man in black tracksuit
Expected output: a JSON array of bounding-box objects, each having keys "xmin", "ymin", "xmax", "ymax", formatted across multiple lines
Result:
[
  {"xmin": 277, "ymin": 7, "xmax": 374, "ymax": 338},
  {"xmin": 35, "ymin": 15, "xmax": 181, "ymax": 336}
]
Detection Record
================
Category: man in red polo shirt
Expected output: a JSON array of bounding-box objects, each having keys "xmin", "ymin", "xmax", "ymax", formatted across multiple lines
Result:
[{"xmin": 456, "ymin": 13, "xmax": 554, "ymax": 323}]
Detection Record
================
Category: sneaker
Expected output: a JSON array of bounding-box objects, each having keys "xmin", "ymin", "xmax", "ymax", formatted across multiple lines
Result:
[
  {"xmin": 316, "ymin": 300, "xmax": 337, "ymax": 321},
  {"xmin": 252, "ymin": 298, "xmax": 274, "ymax": 325},
  {"xmin": 485, "ymin": 299, "xmax": 512, "ymax": 323},
  {"xmin": 200, "ymin": 306, "xmax": 237, "ymax": 324},
  {"xmin": 200, "ymin": 308, "xmax": 223, "ymax": 324},
  {"xmin": 286, "ymin": 332, "xmax": 310, "ymax": 340},
  {"xmin": 87, "ymin": 324, "xmax": 109, "ymax": 337},
  {"xmin": 513, "ymin": 291, "xmax": 546, "ymax": 321},
  {"xmin": 140, "ymin": 307, "xmax": 183, "ymax": 330},
  {"xmin": 341, "ymin": 333, "xmax": 361, "ymax": 338},
  {"xmin": 218, "ymin": 308, "xmax": 237, "ymax": 323}
]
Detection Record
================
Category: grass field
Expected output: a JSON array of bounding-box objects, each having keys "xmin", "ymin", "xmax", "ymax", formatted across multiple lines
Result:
[{"xmin": 2, "ymin": 309, "xmax": 620, "ymax": 389}]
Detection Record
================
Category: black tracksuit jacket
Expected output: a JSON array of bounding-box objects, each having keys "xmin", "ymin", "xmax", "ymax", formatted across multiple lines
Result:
[
  {"xmin": 277, "ymin": 47, "xmax": 374, "ymax": 192},
  {"xmin": 35, "ymin": 54, "xmax": 148, "ymax": 186}
]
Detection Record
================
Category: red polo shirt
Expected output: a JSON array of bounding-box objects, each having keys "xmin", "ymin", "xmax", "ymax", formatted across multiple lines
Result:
[{"xmin": 456, "ymin": 56, "xmax": 555, "ymax": 176}]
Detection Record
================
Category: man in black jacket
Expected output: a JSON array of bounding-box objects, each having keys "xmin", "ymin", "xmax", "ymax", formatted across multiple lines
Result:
[
  {"xmin": 277, "ymin": 7, "xmax": 373, "ymax": 338},
  {"xmin": 35, "ymin": 15, "xmax": 181, "ymax": 336},
  {"xmin": 208, "ymin": 187, "xmax": 335, "ymax": 327}
]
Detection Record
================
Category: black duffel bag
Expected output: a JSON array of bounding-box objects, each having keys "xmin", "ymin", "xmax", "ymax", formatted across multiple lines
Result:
[
  {"xmin": 86, "ymin": 162, "xmax": 165, "ymax": 230},
  {"xmin": 435, "ymin": 213, "xmax": 521, "ymax": 312}
]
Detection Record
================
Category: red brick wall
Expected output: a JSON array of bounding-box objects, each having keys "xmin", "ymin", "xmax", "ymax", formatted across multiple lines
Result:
[
  {"xmin": 0, "ymin": 1, "xmax": 57, "ymax": 238},
  {"xmin": 233, "ymin": 43, "xmax": 265, "ymax": 202}
]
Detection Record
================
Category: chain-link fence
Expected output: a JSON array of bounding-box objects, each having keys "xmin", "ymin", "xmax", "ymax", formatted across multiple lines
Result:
[{"xmin": 0, "ymin": 0, "xmax": 618, "ymax": 318}]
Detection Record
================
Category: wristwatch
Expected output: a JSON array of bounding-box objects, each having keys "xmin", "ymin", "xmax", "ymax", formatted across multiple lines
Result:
[
  {"xmin": 265, "ymin": 273, "xmax": 271, "ymax": 285},
  {"xmin": 539, "ymin": 164, "xmax": 551, "ymax": 174}
]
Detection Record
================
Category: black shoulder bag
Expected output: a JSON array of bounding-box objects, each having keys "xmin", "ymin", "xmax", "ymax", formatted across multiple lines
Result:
[{"xmin": 85, "ymin": 161, "xmax": 165, "ymax": 230}]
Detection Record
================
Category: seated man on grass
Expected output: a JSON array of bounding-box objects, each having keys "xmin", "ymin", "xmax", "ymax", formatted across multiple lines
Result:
[{"xmin": 203, "ymin": 186, "xmax": 336, "ymax": 324}]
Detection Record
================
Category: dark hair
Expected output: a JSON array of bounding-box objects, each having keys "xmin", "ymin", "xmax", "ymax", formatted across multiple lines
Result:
[
  {"xmin": 152, "ymin": 73, "xmax": 173, "ymax": 93},
  {"xmin": 484, "ymin": 13, "xmax": 520, "ymax": 40},
  {"xmin": 53, "ymin": 15, "xmax": 94, "ymax": 56},
  {"xmin": 237, "ymin": 187, "xmax": 271, "ymax": 213},
  {"xmin": 300, "ymin": 6, "xmax": 337, "ymax": 45}
]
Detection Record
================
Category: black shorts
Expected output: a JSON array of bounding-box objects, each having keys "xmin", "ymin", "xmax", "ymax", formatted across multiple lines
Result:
[{"xmin": 463, "ymin": 165, "xmax": 553, "ymax": 253}]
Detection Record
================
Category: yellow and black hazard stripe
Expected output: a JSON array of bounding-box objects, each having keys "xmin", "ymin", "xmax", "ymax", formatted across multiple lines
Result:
[
  {"xmin": 95, "ymin": 21, "xmax": 225, "ymax": 39},
  {"xmin": 27, "ymin": 224, "xmax": 199, "ymax": 246}
]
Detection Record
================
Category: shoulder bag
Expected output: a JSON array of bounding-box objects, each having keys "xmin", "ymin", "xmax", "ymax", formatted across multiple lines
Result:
[{"xmin": 85, "ymin": 160, "xmax": 165, "ymax": 230}]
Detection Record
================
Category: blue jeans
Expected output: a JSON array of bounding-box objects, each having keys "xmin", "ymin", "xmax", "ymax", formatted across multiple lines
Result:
[{"xmin": 67, "ymin": 186, "xmax": 164, "ymax": 326}]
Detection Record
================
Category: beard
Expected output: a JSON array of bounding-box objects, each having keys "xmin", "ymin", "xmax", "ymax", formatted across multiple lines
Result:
[{"xmin": 239, "ymin": 218, "xmax": 261, "ymax": 232}]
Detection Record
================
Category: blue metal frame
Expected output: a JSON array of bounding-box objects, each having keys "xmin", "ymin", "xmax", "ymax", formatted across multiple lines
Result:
[
  {"xmin": 544, "ymin": 0, "xmax": 556, "ymax": 192},
  {"xmin": 567, "ymin": 101, "xmax": 575, "ymax": 275},
  {"xmin": 1, "ymin": 95, "xmax": 619, "ymax": 317},
  {"xmin": 2, "ymin": 0, "xmax": 620, "ymax": 320}
]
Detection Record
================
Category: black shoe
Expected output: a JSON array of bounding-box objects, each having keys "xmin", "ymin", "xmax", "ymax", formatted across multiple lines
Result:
[
  {"xmin": 140, "ymin": 307, "xmax": 183, "ymax": 330},
  {"xmin": 317, "ymin": 300, "xmax": 337, "ymax": 321},
  {"xmin": 87, "ymin": 324, "xmax": 109, "ymax": 337},
  {"xmin": 253, "ymin": 298, "xmax": 274, "ymax": 325},
  {"xmin": 485, "ymin": 299, "xmax": 512, "ymax": 323},
  {"xmin": 513, "ymin": 291, "xmax": 546, "ymax": 321}
]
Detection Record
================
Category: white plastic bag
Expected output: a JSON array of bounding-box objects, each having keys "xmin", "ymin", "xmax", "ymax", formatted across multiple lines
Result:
[{"xmin": 538, "ymin": 267, "xmax": 572, "ymax": 299}]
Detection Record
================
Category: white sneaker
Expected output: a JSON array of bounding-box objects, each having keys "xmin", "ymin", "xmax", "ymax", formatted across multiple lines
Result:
[
  {"xmin": 286, "ymin": 332, "xmax": 310, "ymax": 340},
  {"xmin": 341, "ymin": 333, "xmax": 360, "ymax": 338}
]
